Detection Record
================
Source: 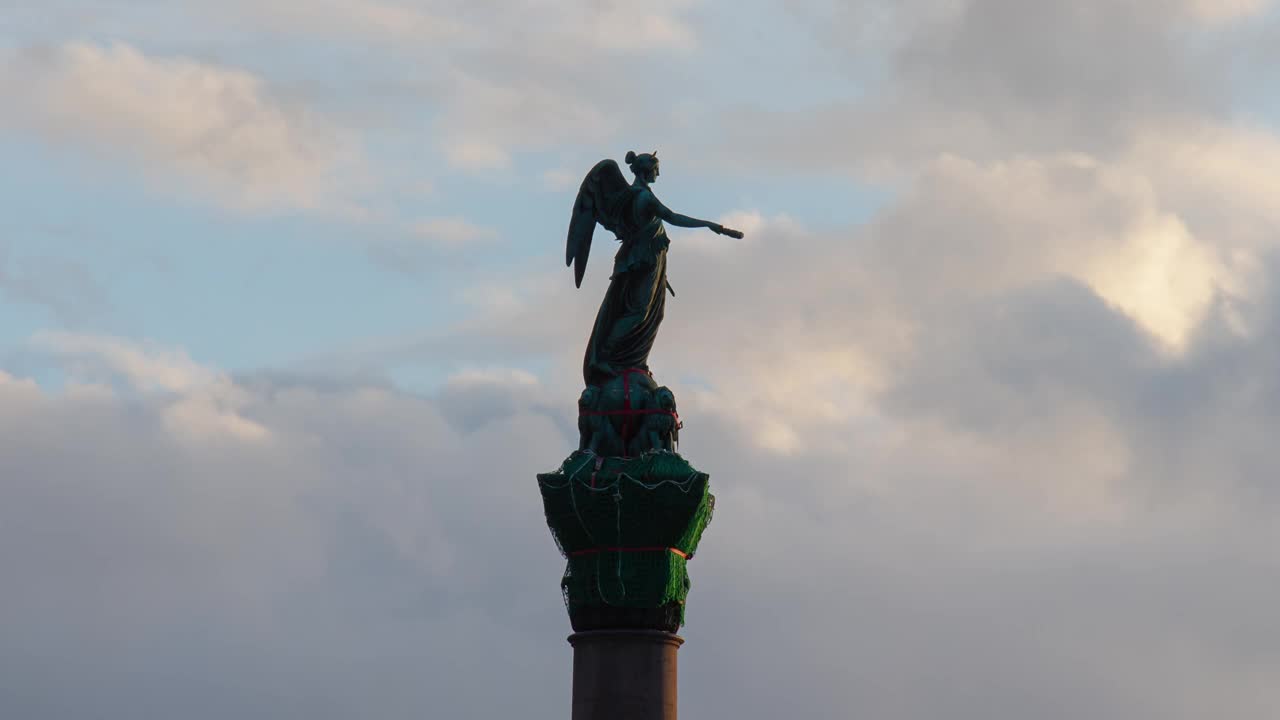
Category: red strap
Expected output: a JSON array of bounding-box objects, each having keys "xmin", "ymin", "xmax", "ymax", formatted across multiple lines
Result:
[
  {"xmin": 580, "ymin": 408, "xmax": 679, "ymax": 417},
  {"xmin": 570, "ymin": 546, "xmax": 689, "ymax": 559},
  {"xmin": 579, "ymin": 408, "xmax": 683, "ymax": 436},
  {"xmin": 586, "ymin": 368, "xmax": 681, "ymax": 456}
]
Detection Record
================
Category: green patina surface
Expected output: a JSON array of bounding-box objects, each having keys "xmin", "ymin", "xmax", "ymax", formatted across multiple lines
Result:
[{"xmin": 537, "ymin": 450, "xmax": 714, "ymax": 626}]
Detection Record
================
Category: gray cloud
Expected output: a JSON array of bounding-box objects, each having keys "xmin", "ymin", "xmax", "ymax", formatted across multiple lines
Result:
[
  {"xmin": 719, "ymin": 0, "xmax": 1274, "ymax": 175},
  {"xmin": 181, "ymin": 0, "xmax": 703, "ymax": 170},
  {"xmin": 4, "ymin": 0, "xmax": 1280, "ymax": 718},
  {"xmin": 0, "ymin": 356, "xmax": 569, "ymax": 719},
  {"xmin": 0, "ymin": 254, "xmax": 111, "ymax": 326},
  {"xmin": 0, "ymin": 230, "xmax": 111, "ymax": 326},
  {"xmin": 4, "ymin": 291, "xmax": 1280, "ymax": 718}
]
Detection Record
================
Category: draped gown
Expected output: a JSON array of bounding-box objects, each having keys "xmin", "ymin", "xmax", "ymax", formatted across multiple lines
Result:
[{"xmin": 582, "ymin": 186, "xmax": 670, "ymax": 386}]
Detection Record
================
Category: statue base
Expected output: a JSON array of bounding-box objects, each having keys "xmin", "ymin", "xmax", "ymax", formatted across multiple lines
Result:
[
  {"xmin": 570, "ymin": 603, "xmax": 684, "ymax": 634},
  {"xmin": 538, "ymin": 451, "xmax": 713, "ymax": 631},
  {"xmin": 569, "ymin": 630, "xmax": 684, "ymax": 720}
]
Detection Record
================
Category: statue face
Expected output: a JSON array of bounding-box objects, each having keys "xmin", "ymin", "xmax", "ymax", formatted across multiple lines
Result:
[{"xmin": 633, "ymin": 155, "xmax": 659, "ymax": 183}]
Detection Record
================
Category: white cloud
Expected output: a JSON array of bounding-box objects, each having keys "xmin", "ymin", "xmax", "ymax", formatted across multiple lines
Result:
[
  {"xmin": 3, "ymin": 2, "xmax": 704, "ymax": 181},
  {"xmin": 1185, "ymin": 0, "xmax": 1275, "ymax": 21},
  {"xmin": 0, "ymin": 42, "xmax": 364, "ymax": 212},
  {"xmin": 1133, "ymin": 123, "xmax": 1280, "ymax": 241},
  {"xmin": 567, "ymin": 0, "xmax": 699, "ymax": 52},
  {"xmin": 540, "ymin": 168, "xmax": 578, "ymax": 192},
  {"xmin": 242, "ymin": 0, "xmax": 468, "ymax": 41},
  {"xmin": 446, "ymin": 366, "xmax": 539, "ymax": 388},
  {"xmin": 32, "ymin": 331, "xmax": 215, "ymax": 393},
  {"xmin": 895, "ymin": 152, "xmax": 1250, "ymax": 351},
  {"xmin": 219, "ymin": 0, "xmax": 698, "ymax": 52},
  {"xmin": 1082, "ymin": 209, "xmax": 1233, "ymax": 351},
  {"xmin": 444, "ymin": 138, "xmax": 512, "ymax": 171},
  {"xmin": 31, "ymin": 331, "xmax": 269, "ymax": 442},
  {"xmin": 437, "ymin": 70, "xmax": 613, "ymax": 171},
  {"xmin": 411, "ymin": 216, "xmax": 499, "ymax": 247}
]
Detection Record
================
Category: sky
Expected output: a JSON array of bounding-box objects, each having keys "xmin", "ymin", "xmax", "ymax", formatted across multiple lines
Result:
[{"xmin": 2, "ymin": 1, "xmax": 1280, "ymax": 718}]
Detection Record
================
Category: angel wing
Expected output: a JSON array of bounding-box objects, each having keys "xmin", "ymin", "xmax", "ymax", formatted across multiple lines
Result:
[{"xmin": 566, "ymin": 159, "xmax": 631, "ymax": 288}]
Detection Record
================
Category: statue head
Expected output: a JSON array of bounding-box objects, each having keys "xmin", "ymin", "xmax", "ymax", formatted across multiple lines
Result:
[
  {"xmin": 654, "ymin": 386, "xmax": 676, "ymax": 411},
  {"xmin": 625, "ymin": 150, "xmax": 660, "ymax": 183}
]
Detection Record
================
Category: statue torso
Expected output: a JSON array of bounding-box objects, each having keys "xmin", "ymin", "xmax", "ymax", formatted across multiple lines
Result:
[{"xmin": 612, "ymin": 187, "xmax": 669, "ymax": 277}]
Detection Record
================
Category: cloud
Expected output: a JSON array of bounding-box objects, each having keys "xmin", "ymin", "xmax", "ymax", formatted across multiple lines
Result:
[
  {"xmin": 410, "ymin": 217, "xmax": 499, "ymax": 247},
  {"xmin": 1185, "ymin": 0, "xmax": 1276, "ymax": 21},
  {"xmin": 436, "ymin": 69, "xmax": 615, "ymax": 171},
  {"xmin": 219, "ymin": 0, "xmax": 698, "ymax": 52},
  {"xmin": 540, "ymin": 168, "xmax": 579, "ymax": 192},
  {"xmin": 2, "ymin": 2, "xmax": 704, "ymax": 181},
  {"xmin": 3, "ymin": 318, "xmax": 1280, "ymax": 718},
  {"xmin": 0, "ymin": 42, "xmax": 365, "ymax": 212},
  {"xmin": 238, "ymin": 0, "xmax": 468, "ymax": 42},
  {"xmin": 0, "ymin": 250, "xmax": 109, "ymax": 325},
  {"xmin": 165, "ymin": 0, "xmax": 702, "ymax": 171},
  {"xmin": 719, "ymin": 0, "xmax": 1272, "ymax": 178},
  {"xmin": 5, "ymin": 1, "xmax": 1280, "ymax": 718},
  {"xmin": 30, "ymin": 332, "xmax": 270, "ymax": 442},
  {"xmin": 684, "ymin": 0, "xmax": 1272, "ymax": 364},
  {"xmin": 444, "ymin": 138, "xmax": 512, "ymax": 171},
  {"xmin": 0, "ymin": 345, "xmax": 570, "ymax": 719},
  {"xmin": 875, "ymin": 152, "xmax": 1251, "ymax": 351},
  {"xmin": 355, "ymin": 213, "xmax": 504, "ymax": 274},
  {"xmin": 562, "ymin": 0, "xmax": 699, "ymax": 52}
]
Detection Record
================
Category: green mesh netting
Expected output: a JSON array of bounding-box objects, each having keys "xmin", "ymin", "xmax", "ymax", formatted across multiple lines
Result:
[{"xmin": 537, "ymin": 451, "xmax": 714, "ymax": 626}]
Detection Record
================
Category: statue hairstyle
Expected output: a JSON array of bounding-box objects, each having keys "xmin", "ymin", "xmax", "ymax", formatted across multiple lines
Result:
[{"xmin": 625, "ymin": 150, "xmax": 658, "ymax": 174}]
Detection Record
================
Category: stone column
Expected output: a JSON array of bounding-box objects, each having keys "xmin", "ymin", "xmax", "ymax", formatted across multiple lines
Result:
[{"xmin": 568, "ymin": 630, "xmax": 684, "ymax": 720}]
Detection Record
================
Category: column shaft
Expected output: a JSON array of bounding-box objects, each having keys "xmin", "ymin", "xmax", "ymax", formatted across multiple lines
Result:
[{"xmin": 568, "ymin": 630, "xmax": 684, "ymax": 720}]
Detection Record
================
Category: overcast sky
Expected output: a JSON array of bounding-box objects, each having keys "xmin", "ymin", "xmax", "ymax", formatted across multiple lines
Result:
[{"xmin": 3, "ymin": 1, "xmax": 1280, "ymax": 718}]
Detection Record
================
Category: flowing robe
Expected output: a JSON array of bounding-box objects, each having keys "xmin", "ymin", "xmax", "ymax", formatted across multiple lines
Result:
[{"xmin": 583, "ymin": 187, "xmax": 670, "ymax": 385}]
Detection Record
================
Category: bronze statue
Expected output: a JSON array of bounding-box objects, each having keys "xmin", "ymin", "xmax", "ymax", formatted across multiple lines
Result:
[
  {"xmin": 566, "ymin": 151, "xmax": 744, "ymax": 386},
  {"xmin": 540, "ymin": 151, "xmax": 723, "ymax": 637}
]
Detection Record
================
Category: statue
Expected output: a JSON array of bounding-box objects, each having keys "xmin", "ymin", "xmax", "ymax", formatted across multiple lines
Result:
[
  {"xmin": 566, "ymin": 150, "xmax": 744, "ymax": 386},
  {"xmin": 577, "ymin": 385, "xmax": 623, "ymax": 455},
  {"xmin": 628, "ymin": 385, "xmax": 679, "ymax": 456},
  {"xmin": 539, "ymin": 150, "xmax": 731, "ymax": 634}
]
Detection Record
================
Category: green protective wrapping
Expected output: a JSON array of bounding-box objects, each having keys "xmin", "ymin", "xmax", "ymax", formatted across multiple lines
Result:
[{"xmin": 537, "ymin": 450, "xmax": 714, "ymax": 626}]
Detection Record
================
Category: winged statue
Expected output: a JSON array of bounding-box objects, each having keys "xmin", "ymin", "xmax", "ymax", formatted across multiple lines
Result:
[
  {"xmin": 566, "ymin": 151, "xmax": 744, "ymax": 386},
  {"xmin": 539, "ymin": 151, "xmax": 729, "ymax": 639}
]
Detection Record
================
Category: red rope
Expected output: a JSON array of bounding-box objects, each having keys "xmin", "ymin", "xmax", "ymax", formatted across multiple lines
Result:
[
  {"xmin": 580, "ymin": 408, "xmax": 679, "ymax": 419},
  {"xmin": 578, "ymin": 368, "xmax": 683, "ymax": 447},
  {"xmin": 570, "ymin": 546, "xmax": 689, "ymax": 559}
]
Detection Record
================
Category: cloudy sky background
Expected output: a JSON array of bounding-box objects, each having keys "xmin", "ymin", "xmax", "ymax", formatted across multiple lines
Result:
[{"xmin": 3, "ymin": 1, "xmax": 1280, "ymax": 717}]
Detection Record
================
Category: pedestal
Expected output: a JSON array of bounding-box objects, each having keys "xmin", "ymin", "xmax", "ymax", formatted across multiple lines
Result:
[{"xmin": 568, "ymin": 630, "xmax": 684, "ymax": 720}]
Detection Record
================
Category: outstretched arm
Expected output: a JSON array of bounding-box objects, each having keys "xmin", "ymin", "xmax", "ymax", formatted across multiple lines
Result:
[{"xmin": 638, "ymin": 191, "xmax": 744, "ymax": 237}]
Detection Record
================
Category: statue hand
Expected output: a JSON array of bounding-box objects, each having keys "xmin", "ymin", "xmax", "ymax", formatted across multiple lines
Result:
[{"xmin": 712, "ymin": 224, "xmax": 744, "ymax": 239}]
